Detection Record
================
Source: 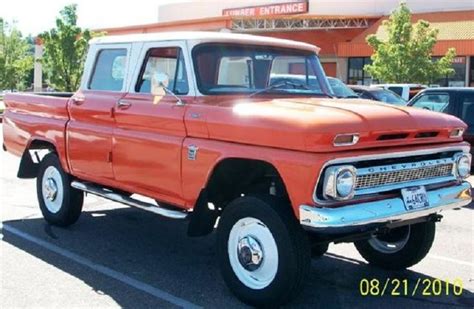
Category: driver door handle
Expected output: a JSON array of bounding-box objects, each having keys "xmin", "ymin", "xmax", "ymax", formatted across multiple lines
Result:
[
  {"xmin": 117, "ymin": 99, "xmax": 132, "ymax": 109},
  {"xmin": 71, "ymin": 96, "xmax": 85, "ymax": 105}
]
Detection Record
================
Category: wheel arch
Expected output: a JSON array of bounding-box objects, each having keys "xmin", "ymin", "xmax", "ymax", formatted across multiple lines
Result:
[
  {"xmin": 188, "ymin": 157, "xmax": 294, "ymax": 237},
  {"xmin": 17, "ymin": 137, "xmax": 68, "ymax": 178}
]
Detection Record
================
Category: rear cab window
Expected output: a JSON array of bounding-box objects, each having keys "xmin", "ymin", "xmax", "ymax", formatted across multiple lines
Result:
[{"xmin": 89, "ymin": 49, "xmax": 128, "ymax": 91}]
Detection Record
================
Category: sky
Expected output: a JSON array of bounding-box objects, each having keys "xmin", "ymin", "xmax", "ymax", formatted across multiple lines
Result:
[{"xmin": 0, "ymin": 0, "xmax": 186, "ymax": 36}]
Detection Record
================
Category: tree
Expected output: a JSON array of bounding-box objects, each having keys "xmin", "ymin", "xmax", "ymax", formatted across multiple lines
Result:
[
  {"xmin": 364, "ymin": 2, "xmax": 455, "ymax": 84},
  {"xmin": 39, "ymin": 5, "xmax": 95, "ymax": 92},
  {"xmin": 0, "ymin": 19, "xmax": 34, "ymax": 91}
]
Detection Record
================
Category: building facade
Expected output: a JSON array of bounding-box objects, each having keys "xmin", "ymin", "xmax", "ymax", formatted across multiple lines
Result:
[{"xmin": 97, "ymin": 0, "xmax": 474, "ymax": 86}]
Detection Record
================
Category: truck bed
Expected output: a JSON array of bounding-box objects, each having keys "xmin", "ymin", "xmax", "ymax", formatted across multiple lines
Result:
[{"xmin": 2, "ymin": 92, "xmax": 72, "ymax": 171}]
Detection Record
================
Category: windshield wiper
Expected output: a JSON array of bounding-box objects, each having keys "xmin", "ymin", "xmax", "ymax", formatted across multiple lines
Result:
[{"xmin": 248, "ymin": 81, "xmax": 310, "ymax": 98}]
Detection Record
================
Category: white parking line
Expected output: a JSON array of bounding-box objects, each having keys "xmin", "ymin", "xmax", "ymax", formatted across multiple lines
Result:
[
  {"xmin": 1, "ymin": 224, "xmax": 201, "ymax": 309},
  {"xmin": 428, "ymin": 254, "xmax": 474, "ymax": 267}
]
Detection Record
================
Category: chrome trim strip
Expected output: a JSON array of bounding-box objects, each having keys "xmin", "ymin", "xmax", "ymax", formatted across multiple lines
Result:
[
  {"xmin": 71, "ymin": 181, "xmax": 188, "ymax": 219},
  {"xmin": 302, "ymin": 182, "xmax": 471, "ymax": 230},
  {"xmin": 313, "ymin": 145, "xmax": 469, "ymax": 204}
]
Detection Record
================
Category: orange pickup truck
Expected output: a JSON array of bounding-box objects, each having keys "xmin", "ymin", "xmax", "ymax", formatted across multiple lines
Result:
[{"xmin": 2, "ymin": 32, "xmax": 472, "ymax": 306}]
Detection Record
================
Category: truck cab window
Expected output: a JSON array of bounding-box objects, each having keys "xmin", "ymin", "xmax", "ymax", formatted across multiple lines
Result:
[
  {"xmin": 89, "ymin": 49, "xmax": 127, "ymax": 91},
  {"xmin": 193, "ymin": 43, "xmax": 327, "ymax": 95},
  {"xmin": 136, "ymin": 47, "xmax": 189, "ymax": 95}
]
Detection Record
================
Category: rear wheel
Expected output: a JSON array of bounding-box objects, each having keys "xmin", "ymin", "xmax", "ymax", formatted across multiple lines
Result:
[
  {"xmin": 36, "ymin": 153, "xmax": 84, "ymax": 226},
  {"xmin": 217, "ymin": 196, "xmax": 310, "ymax": 307},
  {"xmin": 311, "ymin": 243, "xmax": 329, "ymax": 258},
  {"xmin": 354, "ymin": 222, "xmax": 436, "ymax": 270}
]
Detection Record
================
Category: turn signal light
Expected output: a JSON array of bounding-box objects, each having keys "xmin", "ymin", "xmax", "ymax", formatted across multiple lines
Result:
[
  {"xmin": 334, "ymin": 134, "xmax": 359, "ymax": 146},
  {"xmin": 450, "ymin": 128, "xmax": 464, "ymax": 138}
]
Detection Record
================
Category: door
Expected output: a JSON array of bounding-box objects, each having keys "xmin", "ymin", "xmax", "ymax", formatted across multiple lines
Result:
[
  {"xmin": 68, "ymin": 45, "xmax": 131, "ymax": 180},
  {"xmin": 112, "ymin": 43, "xmax": 192, "ymax": 202},
  {"xmin": 409, "ymin": 92, "xmax": 455, "ymax": 115},
  {"xmin": 458, "ymin": 92, "xmax": 474, "ymax": 160}
]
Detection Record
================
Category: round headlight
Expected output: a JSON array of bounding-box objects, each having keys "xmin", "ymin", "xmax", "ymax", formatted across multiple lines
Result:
[
  {"xmin": 336, "ymin": 168, "xmax": 356, "ymax": 199},
  {"xmin": 456, "ymin": 154, "xmax": 471, "ymax": 179}
]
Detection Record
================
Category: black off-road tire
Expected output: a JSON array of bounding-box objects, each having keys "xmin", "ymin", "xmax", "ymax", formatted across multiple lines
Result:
[
  {"xmin": 311, "ymin": 243, "xmax": 329, "ymax": 258},
  {"xmin": 217, "ymin": 195, "xmax": 311, "ymax": 307},
  {"xmin": 36, "ymin": 153, "xmax": 84, "ymax": 226},
  {"xmin": 354, "ymin": 221, "xmax": 436, "ymax": 270}
]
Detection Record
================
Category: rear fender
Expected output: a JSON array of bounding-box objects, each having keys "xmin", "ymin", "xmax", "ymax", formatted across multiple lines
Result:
[{"xmin": 17, "ymin": 138, "xmax": 67, "ymax": 178}]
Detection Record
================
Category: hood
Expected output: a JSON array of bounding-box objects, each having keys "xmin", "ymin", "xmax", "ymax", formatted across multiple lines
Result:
[{"xmin": 203, "ymin": 97, "xmax": 467, "ymax": 153}]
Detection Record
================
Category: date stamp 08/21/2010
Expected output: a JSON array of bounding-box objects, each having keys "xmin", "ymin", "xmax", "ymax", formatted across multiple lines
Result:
[{"xmin": 359, "ymin": 278, "xmax": 464, "ymax": 297}]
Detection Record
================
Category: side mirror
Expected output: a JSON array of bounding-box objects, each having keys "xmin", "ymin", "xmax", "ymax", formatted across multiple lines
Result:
[
  {"xmin": 151, "ymin": 72, "xmax": 169, "ymax": 97},
  {"xmin": 150, "ymin": 72, "xmax": 184, "ymax": 106}
]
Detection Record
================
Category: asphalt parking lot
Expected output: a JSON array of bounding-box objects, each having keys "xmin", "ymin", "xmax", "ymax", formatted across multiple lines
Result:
[{"xmin": 1, "ymin": 127, "xmax": 473, "ymax": 308}]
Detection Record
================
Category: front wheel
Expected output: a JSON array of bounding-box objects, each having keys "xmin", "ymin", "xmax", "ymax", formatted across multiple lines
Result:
[
  {"xmin": 36, "ymin": 153, "xmax": 84, "ymax": 226},
  {"xmin": 217, "ymin": 196, "xmax": 310, "ymax": 307},
  {"xmin": 354, "ymin": 221, "xmax": 436, "ymax": 270}
]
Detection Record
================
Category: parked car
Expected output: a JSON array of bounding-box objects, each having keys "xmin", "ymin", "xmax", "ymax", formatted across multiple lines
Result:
[
  {"xmin": 2, "ymin": 32, "xmax": 472, "ymax": 307},
  {"xmin": 372, "ymin": 83, "xmax": 426, "ymax": 101},
  {"xmin": 269, "ymin": 75, "xmax": 358, "ymax": 98},
  {"xmin": 349, "ymin": 85, "xmax": 407, "ymax": 105},
  {"xmin": 327, "ymin": 77, "xmax": 359, "ymax": 98},
  {"xmin": 408, "ymin": 87, "xmax": 474, "ymax": 165}
]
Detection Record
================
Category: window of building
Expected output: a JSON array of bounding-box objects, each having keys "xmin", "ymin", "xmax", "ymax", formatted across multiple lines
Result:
[
  {"xmin": 470, "ymin": 57, "xmax": 474, "ymax": 87},
  {"xmin": 432, "ymin": 57, "xmax": 466, "ymax": 87},
  {"xmin": 89, "ymin": 49, "xmax": 127, "ymax": 91},
  {"xmin": 348, "ymin": 57, "xmax": 373, "ymax": 85},
  {"xmin": 136, "ymin": 47, "xmax": 189, "ymax": 95}
]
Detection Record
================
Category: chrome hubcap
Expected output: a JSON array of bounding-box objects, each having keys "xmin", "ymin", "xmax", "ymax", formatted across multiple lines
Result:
[
  {"xmin": 44, "ymin": 178, "xmax": 58, "ymax": 201},
  {"xmin": 41, "ymin": 166, "xmax": 64, "ymax": 214},
  {"xmin": 237, "ymin": 236, "xmax": 264, "ymax": 271},
  {"xmin": 228, "ymin": 217, "xmax": 278, "ymax": 290}
]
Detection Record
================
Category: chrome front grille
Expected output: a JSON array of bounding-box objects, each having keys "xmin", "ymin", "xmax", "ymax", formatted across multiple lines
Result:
[
  {"xmin": 353, "ymin": 156, "xmax": 457, "ymax": 195},
  {"xmin": 356, "ymin": 163, "xmax": 454, "ymax": 189}
]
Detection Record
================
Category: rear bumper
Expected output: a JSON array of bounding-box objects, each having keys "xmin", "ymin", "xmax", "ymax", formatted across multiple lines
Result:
[{"xmin": 299, "ymin": 182, "xmax": 472, "ymax": 233}]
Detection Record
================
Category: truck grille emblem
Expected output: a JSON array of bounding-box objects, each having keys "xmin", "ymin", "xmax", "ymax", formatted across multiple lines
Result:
[{"xmin": 187, "ymin": 145, "xmax": 199, "ymax": 160}]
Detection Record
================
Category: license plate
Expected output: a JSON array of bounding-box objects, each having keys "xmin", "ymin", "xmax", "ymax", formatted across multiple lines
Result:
[{"xmin": 401, "ymin": 186, "xmax": 429, "ymax": 210}]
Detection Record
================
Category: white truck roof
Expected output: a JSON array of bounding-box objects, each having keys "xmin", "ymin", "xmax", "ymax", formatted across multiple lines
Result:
[{"xmin": 90, "ymin": 31, "xmax": 320, "ymax": 53}]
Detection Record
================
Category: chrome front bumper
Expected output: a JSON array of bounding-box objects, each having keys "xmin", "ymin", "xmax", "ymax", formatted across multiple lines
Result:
[{"xmin": 300, "ymin": 182, "xmax": 472, "ymax": 232}]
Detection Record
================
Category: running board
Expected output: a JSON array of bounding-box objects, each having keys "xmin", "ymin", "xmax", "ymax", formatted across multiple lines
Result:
[{"xmin": 71, "ymin": 181, "xmax": 188, "ymax": 219}]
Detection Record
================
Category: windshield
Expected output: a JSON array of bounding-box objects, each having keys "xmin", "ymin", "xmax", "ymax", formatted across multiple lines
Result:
[
  {"xmin": 327, "ymin": 78, "xmax": 358, "ymax": 98},
  {"xmin": 192, "ymin": 43, "xmax": 330, "ymax": 96},
  {"xmin": 372, "ymin": 89, "xmax": 407, "ymax": 105}
]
